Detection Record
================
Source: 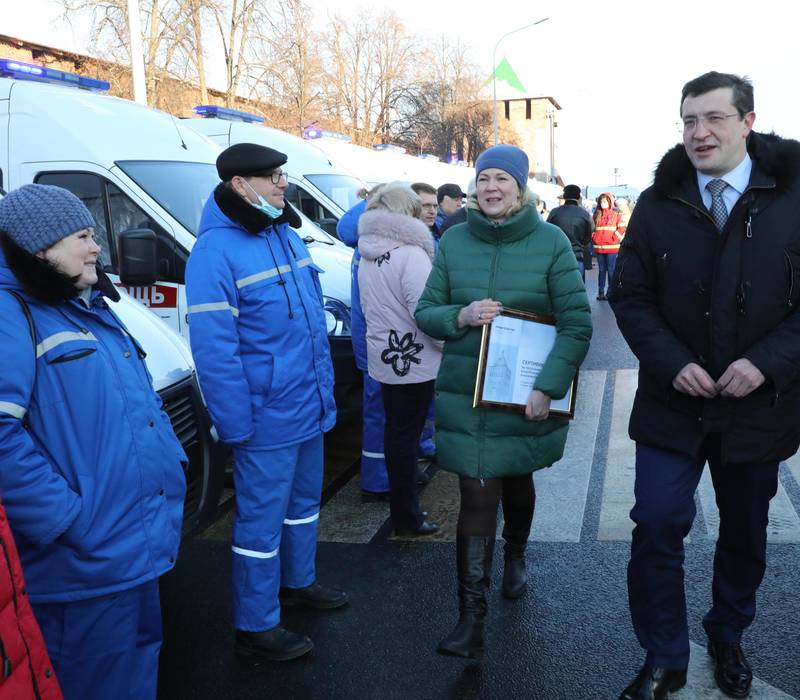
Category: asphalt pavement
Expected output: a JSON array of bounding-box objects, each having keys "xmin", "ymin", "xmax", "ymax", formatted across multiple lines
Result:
[{"xmin": 157, "ymin": 268, "xmax": 800, "ymax": 700}]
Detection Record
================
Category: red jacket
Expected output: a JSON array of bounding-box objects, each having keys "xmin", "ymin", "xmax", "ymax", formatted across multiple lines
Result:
[
  {"xmin": 0, "ymin": 501, "xmax": 62, "ymax": 700},
  {"xmin": 592, "ymin": 192, "xmax": 625, "ymax": 254}
]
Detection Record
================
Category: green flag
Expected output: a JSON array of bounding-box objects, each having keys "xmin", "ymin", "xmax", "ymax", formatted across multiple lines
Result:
[{"xmin": 493, "ymin": 58, "xmax": 526, "ymax": 93}]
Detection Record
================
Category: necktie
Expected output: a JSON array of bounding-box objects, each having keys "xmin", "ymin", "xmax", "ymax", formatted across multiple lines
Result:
[{"xmin": 706, "ymin": 178, "xmax": 729, "ymax": 232}]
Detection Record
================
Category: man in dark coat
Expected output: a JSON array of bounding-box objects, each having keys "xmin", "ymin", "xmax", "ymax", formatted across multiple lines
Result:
[
  {"xmin": 610, "ymin": 71, "xmax": 800, "ymax": 700},
  {"xmin": 547, "ymin": 184, "xmax": 593, "ymax": 280}
]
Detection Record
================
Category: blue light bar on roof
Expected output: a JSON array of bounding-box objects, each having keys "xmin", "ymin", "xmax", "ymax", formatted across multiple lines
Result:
[
  {"xmin": 373, "ymin": 143, "xmax": 406, "ymax": 154},
  {"xmin": 0, "ymin": 59, "xmax": 109, "ymax": 91},
  {"xmin": 418, "ymin": 153, "xmax": 440, "ymax": 161},
  {"xmin": 192, "ymin": 105, "xmax": 265, "ymax": 123},
  {"xmin": 303, "ymin": 127, "xmax": 351, "ymax": 142}
]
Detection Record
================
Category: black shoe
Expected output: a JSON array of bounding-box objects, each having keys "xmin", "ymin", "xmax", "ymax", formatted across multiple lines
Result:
[
  {"xmin": 438, "ymin": 536, "xmax": 494, "ymax": 659},
  {"xmin": 597, "ymin": 293, "xmax": 607, "ymax": 301},
  {"xmin": 707, "ymin": 638, "xmax": 752, "ymax": 698},
  {"xmin": 619, "ymin": 665, "xmax": 687, "ymax": 699},
  {"xmin": 235, "ymin": 626, "xmax": 313, "ymax": 663},
  {"xmin": 279, "ymin": 581, "xmax": 349, "ymax": 610},
  {"xmin": 395, "ymin": 520, "xmax": 439, "ymax": 536},
  {"xmin": 416, "ymin": 469, "xmax": 431, "ymax": 485},
  {"xmin": 361, "ymin": 490, "xmax": 390, "ymax": 503}
]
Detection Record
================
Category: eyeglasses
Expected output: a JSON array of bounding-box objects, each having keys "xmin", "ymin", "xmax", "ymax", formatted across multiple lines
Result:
[
  {"xmin": 267, "ymin": 170, "xmax": 288, "ymax": 184},
  {"xmin": 681, "ymin": 112, "xmax": 740, "ymax": 132}
]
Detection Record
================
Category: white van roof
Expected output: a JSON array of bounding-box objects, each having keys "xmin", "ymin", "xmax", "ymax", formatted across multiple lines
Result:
[
  {"xmin": 185, "ymin": 118, "xmax": 346, "ymax": 175},
  {"xmin": 1, "ymin": 78, "xmax": 217, "ymax": 166}
]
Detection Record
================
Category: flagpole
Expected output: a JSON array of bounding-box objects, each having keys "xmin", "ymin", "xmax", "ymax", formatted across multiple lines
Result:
[{"xmin": 492, "ymin": 17, "xmax": 550, "ymax": 145}]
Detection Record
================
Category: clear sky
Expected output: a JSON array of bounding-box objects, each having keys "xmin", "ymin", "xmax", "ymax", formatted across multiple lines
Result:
[{"xmin": 6, "ymin": 0, "xmax": 799, "ymax": 191}]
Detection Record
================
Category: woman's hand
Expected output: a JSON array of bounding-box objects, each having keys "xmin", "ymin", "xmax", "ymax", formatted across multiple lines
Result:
[
  {"xmin": 457, "ymin": 299, "xmax": 503, "ymax": 328},
  {"xmin": 525, "ymin": 390, "xmax": 551, "ymax": 421}
]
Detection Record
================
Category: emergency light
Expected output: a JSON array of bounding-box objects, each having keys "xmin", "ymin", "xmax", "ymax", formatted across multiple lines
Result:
[
  {"xmin": 303, "ymin": 128, "xmax": 351, "ymax": 142},
  {"xmin": 192, "ymin": 105, "xmax": 265, "ymax": 123},
  {"xmin": 418, "ymin": 153, "xmax": 440, "ymax": 161},
  {"xmin": 0, "ymin": 59, "xmax": 109, "ymax": 91},
  {"xmin": 373, "ymin": 143, "xmax": 406, "ymax": 154}
]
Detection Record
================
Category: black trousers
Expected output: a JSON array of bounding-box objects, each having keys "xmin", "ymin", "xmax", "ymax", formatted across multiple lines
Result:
[
  {"xmin": 380, "ymin": 380, "xmax": 435, "ymax": 531},
  {"xmin": 628, "ymin": 435, "xmax": 778, "ymax": 669}
]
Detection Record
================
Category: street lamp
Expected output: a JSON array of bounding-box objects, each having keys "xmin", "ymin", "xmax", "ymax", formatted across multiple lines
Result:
[{"xmin": 492, "ymin": 17, "xmax": 550, "ymax": 145}]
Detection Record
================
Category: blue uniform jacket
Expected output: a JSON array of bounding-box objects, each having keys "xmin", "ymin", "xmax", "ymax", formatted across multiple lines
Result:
[
  {"xmin": 0, "ymin": 254, "xmax": 186, "ymax": 603},
  {"xmin": 337, "ymin": 199, "xmax": 368, "ymax": 371},
  {"xmin": 186, "ymin": 193, "xmax": 336, "ymax": 449}
]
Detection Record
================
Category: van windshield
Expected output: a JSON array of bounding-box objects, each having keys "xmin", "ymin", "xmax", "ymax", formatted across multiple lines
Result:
[
  {"xmin": 306, "ymin": 174, "xmax": 365, "ymax": 212},
  {"xmin": 117, "ymin": 161, "xmax": 219, "ymax": 235}
]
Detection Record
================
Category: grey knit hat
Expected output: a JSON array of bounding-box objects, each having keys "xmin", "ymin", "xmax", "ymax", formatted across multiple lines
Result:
[{"xmin": 0, "ymin": 184, "xmax": 96, "ymax": 254}]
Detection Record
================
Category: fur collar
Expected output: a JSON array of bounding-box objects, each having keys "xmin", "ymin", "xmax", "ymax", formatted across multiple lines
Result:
[
  {"xmin": 357, "ymin": 209, "xmax": 435, "ymax": 262},
  {"xmin": 1, "ymin": 234, "xmax": 119, "ymax": 304},
  {"xmin": 213, "ymin": 182, "xmax": 302, "ymax": 233},
  {"xmin": 653, "ymin": 131, "xmax": 800, "ymax": 198}
]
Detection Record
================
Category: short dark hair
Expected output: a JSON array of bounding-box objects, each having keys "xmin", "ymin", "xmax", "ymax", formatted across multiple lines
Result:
[
  {"xmin": 410, "ymin": 182, "xmax": 436, "ymax": 197},
  {"xmin": 680, "ymin": 71, "xmax": 754, "ymax": 117}
]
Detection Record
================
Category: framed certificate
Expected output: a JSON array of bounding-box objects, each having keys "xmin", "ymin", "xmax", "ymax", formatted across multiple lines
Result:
[{"xmin": 472, "ymin": 308, "xmax": 578, "ymax": 419}]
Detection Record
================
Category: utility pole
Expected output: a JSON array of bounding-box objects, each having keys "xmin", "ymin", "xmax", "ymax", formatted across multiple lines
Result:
[{"xmin": 127, "ymin": 0, "xmax": 148, "ymax": 105}]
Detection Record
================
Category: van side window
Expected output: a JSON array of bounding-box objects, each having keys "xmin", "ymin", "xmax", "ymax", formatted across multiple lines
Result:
[
  {"xmin": 285, "ymin": 183, "xmax": 336, "ymax": 223},
  {"xmin": 35, "ymin": 172, "xmax": 115, "ymax": 270},
  {"xmin": 106, "ymin": 183, "xmax": 182, "ymax": 283}
]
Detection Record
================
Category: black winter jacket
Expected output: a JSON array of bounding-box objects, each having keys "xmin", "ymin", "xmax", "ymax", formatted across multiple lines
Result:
[
  {"xmin": 609, "ymin": 132, "xmax": 800, "ymax": 464},
  {"xmin": 547, "ymin": 202, "xmax": 593, "ymax": 263}
]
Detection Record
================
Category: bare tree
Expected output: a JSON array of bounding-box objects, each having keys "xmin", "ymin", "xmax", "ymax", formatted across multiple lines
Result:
[
  {"xmin": 243, "ymin": 0, "xmax": 323, "ymax": 133},
  {"xmin": 319, "ymin": 9, "xmax": 415, "ymax": 146},
  {"xmin": 57, "ymin": 0, "xmax": 198, "ymax": 107}
]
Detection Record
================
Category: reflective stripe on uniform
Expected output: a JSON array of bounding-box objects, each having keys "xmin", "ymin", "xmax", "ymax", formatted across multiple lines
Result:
[
  {"xmin": 187, "ymin": 301, "xmax": 240, "ymax": 317},
  {"xmin": 36, "ymin": 331, "xmax": 98, "ymax": 358},
  {"xmin": 0, "ymin": 401, "xmax": 26, "ymax": 419},
  {"xmin": 594, "ymin": 244, "xmax": 621, "ymax": 251},
  {"xmin": 362, "ymin": 450, "xmax": 384, "ymax": 459},
  {"xmin": 283, "ymin": 513, "xmax": 319, "ymax": 526},
  {"xmin": 595, "ymin": 226, "xmax": 617, "ymax": 231},
  {"xmin": 236, "ymin": 257, "xmax": 314, "ymax": 290},
  {"xmin": 236, "ymin": 265, "xmax": 290, "ymax": 289},
  {"xmin": 232, "ymin": 545, "xmax": 279, "ymax": 559}
]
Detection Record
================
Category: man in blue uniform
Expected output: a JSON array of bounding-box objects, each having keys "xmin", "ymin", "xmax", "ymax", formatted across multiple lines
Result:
[{"xmin": 186, "ymin": 143, "xmax": 347, "ymax": 663}]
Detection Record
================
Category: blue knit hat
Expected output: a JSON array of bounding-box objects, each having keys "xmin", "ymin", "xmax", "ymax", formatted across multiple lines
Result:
[
  {"xmin": 0, "ymin": 184, "xmax": 95, "ymax": 254},
  {"xmin": 475, "ymin": 144, "xmax": 529, "ymax": 190}
]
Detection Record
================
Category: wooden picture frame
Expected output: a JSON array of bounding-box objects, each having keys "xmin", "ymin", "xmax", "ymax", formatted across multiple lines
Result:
[{"xmin": 472, "ymin": 307, "xmax": 578, "ymax": 419}]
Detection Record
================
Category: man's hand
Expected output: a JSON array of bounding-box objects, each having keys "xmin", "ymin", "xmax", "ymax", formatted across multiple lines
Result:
[
  {"xmin": 525, "ymin": 390, "xmax": 551, "ymax": 421},
  {"xmin": 673, "ymin": 362, "xmax": 718, "ymax": 399},
  {"xmin": 716, "ymin": 358, "xmax": 765, "ymax": 398}
]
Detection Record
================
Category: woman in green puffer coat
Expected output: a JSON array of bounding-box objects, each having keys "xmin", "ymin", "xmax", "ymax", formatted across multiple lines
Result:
[{"xmin": 415, "ymin": 145, "xmax": 592, "ymax": 659}]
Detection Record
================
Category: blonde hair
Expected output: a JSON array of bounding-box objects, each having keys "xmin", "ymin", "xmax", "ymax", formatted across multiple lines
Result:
[{"xmin": 366, "ymin": 182, "xmax": 422, "ymax": 219}]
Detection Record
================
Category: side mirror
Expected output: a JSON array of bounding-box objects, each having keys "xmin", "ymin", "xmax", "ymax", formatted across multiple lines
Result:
[
  {"xmin": 317, "ymin": 217, "xmax": 338, "ymax": 237},
  {"xmin": 118, "ymin": 228, "xmax": 157, "ymax": 285}
]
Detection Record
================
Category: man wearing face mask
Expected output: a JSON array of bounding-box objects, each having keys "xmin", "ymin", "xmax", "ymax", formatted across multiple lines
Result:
[{"xmin": 186, "ymin": 143, "xmax": 347, "ymax": 664}]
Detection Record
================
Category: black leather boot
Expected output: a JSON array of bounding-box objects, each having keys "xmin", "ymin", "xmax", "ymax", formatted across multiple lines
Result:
[
  {"xmin": 437, "ymin": 536, "xmax": 495, "ymax": 659},
  {"xmin": 501, "ymin": 525, "xmax": 529, "ymax": 599}
]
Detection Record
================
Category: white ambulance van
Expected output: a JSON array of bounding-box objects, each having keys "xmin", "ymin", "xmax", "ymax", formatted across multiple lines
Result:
[
  {"xmin": 183, "ymin": 108, "xmax": 367, "ymax": 237},
  {"xmin": 0, "ymin": 59, "xmax": 360, "ymax": 421}
]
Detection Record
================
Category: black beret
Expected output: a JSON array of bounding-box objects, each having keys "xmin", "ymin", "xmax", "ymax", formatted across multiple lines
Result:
[{"xmin": 216, "ymin": 143, "xmax": 288, "ymax": 181}]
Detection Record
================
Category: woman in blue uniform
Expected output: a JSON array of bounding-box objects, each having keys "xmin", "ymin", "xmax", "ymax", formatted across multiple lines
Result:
[{"xmin": 0, "ymin": 184, "xmax": 186, "ymax": 699}]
